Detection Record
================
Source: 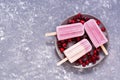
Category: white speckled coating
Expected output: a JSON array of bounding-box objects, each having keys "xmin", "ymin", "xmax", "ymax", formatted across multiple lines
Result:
[{"xmin": 0, "ymin": 0, "xmax": 120, "ymax": 80}]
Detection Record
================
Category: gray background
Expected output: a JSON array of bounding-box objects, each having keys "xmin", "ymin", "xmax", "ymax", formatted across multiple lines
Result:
[{"xmin": 0, "ymin": 0, "xmax": 120, "ymax": 80}]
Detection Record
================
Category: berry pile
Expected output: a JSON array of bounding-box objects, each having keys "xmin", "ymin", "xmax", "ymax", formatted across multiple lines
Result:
[{"xmin": 57, "ymin": 13, "xmax": 106, "ymax": 67}]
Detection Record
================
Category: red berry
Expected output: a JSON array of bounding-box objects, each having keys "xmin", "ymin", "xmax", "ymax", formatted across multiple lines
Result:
[
  {"xmin": 68, "ymin": 39, "xmax": 72, "ymax": 42},
  {"xmin": 80, "ymin": 20, "xmax": 85, "ymax": 24},
  {"xmin": 85, "ymin": 60, "xmax": 89, "ymax": 65},
  {"xmin": 88, "ymin": 59, "xmax": 92, "ymax": 63},
  {"xmin": 76, "ymin": 19, "xmax": 80, "ymax": 22},
  {"xmin": 94, "ymin": 50, "xmax": 97, "ymax": 54},
  {"xmin": 87, "ymin": 52, "xmax": 91, "ymax": 56},
  {"xmin": 76, "ymin": 37, "xmax": 81, "ymax": 41},
  {"xmin": 97, "ymin": 47, "xmax": 101, "ymax": 52},
  {"xmin": 69, "ymin": 20, "xmax": 75, "ymax": 23},
  {"xmin": 85, "ymin": 17, "xmax": 90, "ymax": 21},
  {"xmin": 91, "ymin": 56, "xmax": 96, "ymax": 64},
  {"xmin": 57, "ymin": 41, "xmax": 61, "ymax": 45},
  {"xmin": 60, "ymin": 40, "xmax": 65, "ymax": 43},
  {"xmin": 101, "ymin": 27, "xmax": 106, "ymax": 32},
  {"xmin": 62, "ymin": 43, "xmax": 67, "ymax": 48},
  {"xmin": 79, "ymin": 59, "xmax": 83, "ymax": 64},
  {"xmin": 96, "ymin": 20, "xmax": 101, "ymax": 25},
  {"xmin": 76, "ymin": 13, "xmax": 81, "ymax": 18},
  {"xmin": 60, "ymin": 48, "xmax": 64, "ymax": 53},
  {"xmin": 92, "ymin": 60, "xmax": 96, "ymax": 64},
  {"xmin": 96, "ymin": 56, "xmax": 100, "ymax": 60},
  {"xmin": 82, "ymin": 63, "xmax": 86, "ymax": 67}
]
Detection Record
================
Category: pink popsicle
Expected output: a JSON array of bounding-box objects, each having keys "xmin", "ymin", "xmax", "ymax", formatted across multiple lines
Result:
[
  {"xmin": 45, "ymin": 23, "xmax": 84, "ymax": 40},
  {"xmin": 57, "ymin": 39, "xmax": 92, "ymax": 66},
  {"xmin": 84, "ymin": 19, "xmax": 108, "ymax": 55}
]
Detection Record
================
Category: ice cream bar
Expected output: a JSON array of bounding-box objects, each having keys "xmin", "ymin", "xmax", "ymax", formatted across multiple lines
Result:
[
  {"xmin": 57, "ymin": 39, "xmax": 92, "ymax": 66},
  {"xmin": 84, "ymin": 19, "xmax": 108, "ymax": 55},
  {"xmin": 45, "ymin": 23, "xmax": 84, "ymax": 40}
]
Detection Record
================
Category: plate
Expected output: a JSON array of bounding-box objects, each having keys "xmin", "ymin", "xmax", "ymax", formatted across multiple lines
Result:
[{"xmin": 55, "ymin": 13, "xmax": 109, "ymax": 69}]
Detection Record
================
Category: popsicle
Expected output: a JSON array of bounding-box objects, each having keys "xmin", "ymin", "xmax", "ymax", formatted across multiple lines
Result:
[
  {"xmin": 57, "ymin": 39, "xmax": 92, "ymax": 66},
  {"xmin": 84, "ymin": 19, "xmax": 108, "ymax": 55},
  {"xmin": 45, "ymin": 23, "xmax": 84, "ymax": 40}
]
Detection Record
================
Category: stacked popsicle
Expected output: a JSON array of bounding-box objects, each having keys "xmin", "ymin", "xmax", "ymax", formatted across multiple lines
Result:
[{"xmin": 45, "ymin": 19, "xmax": 108, "ymax": 66}]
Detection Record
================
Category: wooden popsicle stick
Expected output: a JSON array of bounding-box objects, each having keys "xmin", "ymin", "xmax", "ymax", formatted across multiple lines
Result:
[
  {"xmin": 100, "ymin": 45, "xmax": 108, "ymax": 55},
  {"xmin": 45, "ymin": 32, "xmax": 57, "ymax": 37},
  {"xmin": 57, "ymin": 58, "xmax": 68, "ymax": 66}
]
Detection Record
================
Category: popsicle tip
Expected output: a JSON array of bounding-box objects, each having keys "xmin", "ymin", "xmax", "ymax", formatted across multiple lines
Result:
[
  {"xmin": 105, "ymin": 51, "xmax": 109, "ymax": 55},
  {"xmin": 45, "ymin": 33, "xmax": 48, "ymax": 37},
  {"xmin": 45, "ymin": 32, "xmax": 57, "ymax": 37},
  {"xmin": 56, "ymin": 63, "xmax": 61, "ymax": 66},
  {"xmin": 101, "ymin": 45, "xmax": 108, "ymax": 55}
]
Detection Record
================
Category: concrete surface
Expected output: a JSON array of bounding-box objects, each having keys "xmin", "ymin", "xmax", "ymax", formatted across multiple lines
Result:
[{"xmin": 0, "ymin": 0, "xmax": 120, "ymax": 80}]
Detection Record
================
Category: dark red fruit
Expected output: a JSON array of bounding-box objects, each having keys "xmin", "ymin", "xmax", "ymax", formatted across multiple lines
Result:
[
  {"xmin": 62, "ymin": 43, "xmax": 67, "ymax": 48},
  {"xmin": 69, "ymin": 20, "xmax": 75, "ymax": 23},
  {"xmin": 85, "ymin": 60, "xmax": 89, "ymax": 65},
  {"xmin": 78, "ymin": 59, "xmax": 83, "ymax": 64},
  {"xmin": 76, "ymin": 37, "xmax": 81, "ymax": 41},
  {"xmin": 96, "ymin": 20, "xmax": 101, "ymax": 25},
  {"xmin": 57, "ymin": 41, "xmax": 61, "ymax": 45},
  {"xmin": 76, "ymin": 19, "xmax": 80, "ymax": 22},
  {"xmin": 96, "ymin": 56, "xmax": 100, "ymax": 60},
  {"xmin": 67, "ymin": 39, "xmax": 72, "ymax": 42},
  {"xmin": 87, "ymin": 52, "xmax": 91, "ymax": 56},
  {"xmin": 60, "ymin": 48, "xmax": 64, "ymax": 53},
  {"xmin": 88, "ymin": 59, "xmax": 92, "ymax": 63},
  {"xmin": 91, "ymin": 56, "xmax": 96, "ymax": 64},
  {"xmin": 101, "ymin": 27, "xmax": 106, "ymax": 32},
  {"xmin": 94, "ymin": 49, "xmax": 97, "ymax": 53},
  {"xmin": 80, "ymin": 20, "xmax": 85, "ymax": 24},
  {"xmin": 82, "ymin": 63, "xmax": 86, "ymax": 67},
  {"xmin": 93, "ymin": 49, "xmax": 99, "ymax": 56},
  {"xmin": 85, "ymin": 17, "xmax": 90, "ymax": 21},
  {"xmin": 60, "ymin": 40, "xmax": 65, "ymax": 43},
  {"xmin": 97, "ymin": 47, "xmax": 101, "ymax": 52},
  {"xmin": 92, "ymin": 60, "xmax": 96, "ymax": 64},
  {"xmin": 76, "ymin": 13, "xmax": 81, "ymax": 18}
]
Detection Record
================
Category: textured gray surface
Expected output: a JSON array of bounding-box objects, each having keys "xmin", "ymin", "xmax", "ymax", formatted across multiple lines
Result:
[{"xmin": 0, "ymin": 0, "xmax": 120, "ymax": 80}]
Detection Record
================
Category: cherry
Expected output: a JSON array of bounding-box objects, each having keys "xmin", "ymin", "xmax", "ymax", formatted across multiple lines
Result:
[
  {"xmin": 101, "ymin": 27, "xmax": 106, "ymax": 32},
  {"xmin": 68, "ymin": 19, "xmax": 75, "ymax": 24},
  {"xmin": 96, "ymin": 20, "xmax": 101, "ymax": 25},
  {"xmin": 97, "ymin": 56, "xmax": 100, "ymax": 60},
  {"xmin": 85, "ymin": 60, "xmax": 89, "ymax": 65},
  {"xmin": 87, "ymin": 52, "xmax": 91, "ymax": 56},
  {"xmin": 60, "ymin": 40, "xmax": 65, "ymax": 43},
  {"xmin": 97, "ymin": 47, "xmax": 101, "ymax": 52},
  {"xmin": 93, "ymin": 49, "xmax": 97, "ymax": 54},
  {"xmin": 76, "ymin": 19, "xmax": 80, "ymax": 22},
  {"xmin": 60, "ymin": 48, "xmax": 64, "ymax": 53},
  {"xmin": 62, "ymin": 43, "xmax": 67, "ymax": 48},
  {"xmin": 82, "ymin": 62, "xmax": 86, "ymax": 67},
  {"xmin": 76, "ymin": 13, "xmax": 81, "ymax": 18},
  {"xmin": 85, "ymin": 17, "xmax": 90, "ymax": 21},
  {"xmin": 67, "ymin": 39, "xmax": 72, "ymax": 42},
  {"xmin": 88, "ymin": 59, "xmax": 92, "ymax": 63},
  {"xmin": 57, "ymin": 41, "xmax": 61, "ymax": 45},
  {"xmin": 78, "ymin": 59, "xmax": 83, "ymax": 64},
  {"xmin": 76, "ymin": 37, "xmax": 81, "ymax": 41},
  {"xmin": 91, "ymin": 56, "xmax": 96, "ymax": 64},
  {"xmin": 80, "ymin": 20, "xmax": 85, "ymax": 24}
]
